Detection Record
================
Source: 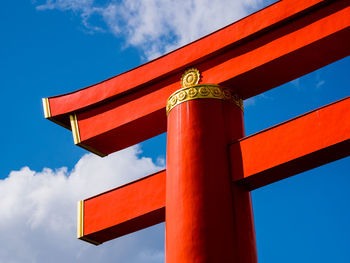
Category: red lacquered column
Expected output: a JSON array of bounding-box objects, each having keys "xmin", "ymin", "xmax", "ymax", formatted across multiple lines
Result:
[
  {"xmin": 225, "ymin": 95, "xmax": 258, "ymax": 263},
  {"xmin": 166, "ymin": 81, "xmax": 257, "ymax": 263}
]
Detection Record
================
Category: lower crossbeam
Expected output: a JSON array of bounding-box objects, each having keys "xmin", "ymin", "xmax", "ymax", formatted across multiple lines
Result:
[{"xmin": 78, "ymin": 96, "xmax": 350, "ymax": 244}]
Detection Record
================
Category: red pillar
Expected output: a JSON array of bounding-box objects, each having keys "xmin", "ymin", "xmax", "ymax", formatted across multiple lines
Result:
[{"xmin": 166, "ymin": 84, "xmax": 257, "ymax": 262}]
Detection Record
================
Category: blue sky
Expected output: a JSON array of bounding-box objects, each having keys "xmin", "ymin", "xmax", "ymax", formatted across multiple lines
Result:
[{"xmin": 0, "ymin": 0, "xmax": 349, "ymax": 262}]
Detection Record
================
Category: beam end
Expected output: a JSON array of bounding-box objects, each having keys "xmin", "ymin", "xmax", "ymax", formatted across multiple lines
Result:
[
  {"xmin": 42, "ymin": 98, "xmax": 51, "ymax": 119},
  {"xmin": 70, "ymin": 114, "xmax": 81, "ymax": 145},
  {"xmin": 78, "ymin": 236, "xmax": 102, "ymax": 246},
  {"xmin": 77, "ymin": 200, "xmax": 101, "ymax": 246},
  {"xmin": 77, "ymin": 144, "xmax": 108, "ymax": 158},
  {"xmin": 77, "ymin": 200, "xmax": 84, "ymax": 239},
  {"xmin": 70, "ymin": 114, "xmax": 108, "ymax": 157}
]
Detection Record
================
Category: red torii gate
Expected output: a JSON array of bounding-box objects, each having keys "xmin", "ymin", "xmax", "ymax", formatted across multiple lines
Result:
[{"xmin": 42, "ymin": 0, "xmax": 350, "ymax": 262}]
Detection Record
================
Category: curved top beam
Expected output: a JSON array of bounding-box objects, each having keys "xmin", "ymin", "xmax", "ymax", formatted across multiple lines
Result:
[{"xmin": 44, "ymin": 0, "xmax": 328, "ymax": 125}]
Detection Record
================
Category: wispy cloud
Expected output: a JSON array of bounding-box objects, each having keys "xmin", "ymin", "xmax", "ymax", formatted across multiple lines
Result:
[
  {"xmin": 35, "ymin": 0, "xmax": 264, "ymax": 59},
  {"xmin": 0, "ymin": 146, "xmax": 164, "ymax": 263},
  {"xmin": 315, "ymin": 71, "xmax": 326, "ymax": 89},
  {"xmin": 289, "ymin": 72, "xmax": 326, "ymax": 91},
  {"xmin": 316, "ymin": 80, "xmax": 325, "ymax": 88}
]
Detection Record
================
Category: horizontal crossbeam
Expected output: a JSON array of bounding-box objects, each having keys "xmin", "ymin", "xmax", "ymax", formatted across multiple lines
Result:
[
  {"xmin": 230, "ymin": 95, "xmax": 350, "ymax": 190},
  {"xmin": 78, "ymin": 170, "xmax": 165, "ymax": 245},
  {"xmin": 78, "ymin": 96, "xmax": 350, "ymax": 244},
  {"xmin": 44, "ymin": 0, "xmax": 350, "ymax": 156}
]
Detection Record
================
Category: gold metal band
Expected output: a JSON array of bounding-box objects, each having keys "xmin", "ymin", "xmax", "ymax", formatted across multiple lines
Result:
[
  {"xmin": 166, "ymin": 84, "xmax": 243, "ymax": 115},
  {"xmin": 77, "ymin": 200, "xmax": 84, "ymax": 239},
  {"xmin": 70, "ymin": 114, "xmax": 81, "ymax": 145},
  {"xmin": 77, "ymin": 200, "xmax": 101, "ymax": 246},
  {"xmin": 42, "ymin": 98, "xmax": 51, "ymax": 118},
  {"xmin": 69, "ymin": 114, "xmax": 107, "ymax": 157}
]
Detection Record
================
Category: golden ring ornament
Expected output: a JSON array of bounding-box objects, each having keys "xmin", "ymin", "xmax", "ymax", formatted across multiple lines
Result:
[
  {"xmin": 167, "ymin": 68, "xmax": 243, "ymax": 115},
  {"xmin": 166, "ymin": 85, "xmax": 243, "ymax": 115}
]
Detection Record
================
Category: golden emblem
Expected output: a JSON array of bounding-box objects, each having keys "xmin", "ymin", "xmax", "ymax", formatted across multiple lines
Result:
[
  {"xmin": 181, "ymin": 68, "xmax": 201, "ymax": 88},
  {"xmin": 166, "ymin": 68, "xmax": 243, "ymax": 115}
]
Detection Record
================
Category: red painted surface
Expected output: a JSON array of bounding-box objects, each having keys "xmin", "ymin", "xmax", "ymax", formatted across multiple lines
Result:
[
  {"xmin": 225, "ymin": 100, "xmax": 257, "ymax": 263},
  {"xmin": 83, "ymin": 170, "xmax": 165, "ymax": 244},
  {"xmin": 48, "ymin": 0, "xmax": 330, "ymax": 118},
  {"xmin": 80, "ymin": 96, "xmax": 350, "ymax": 243},
  {"xmin": 69, "ymin": 0, "xmax": 350, "ymax": 155},
  {"xmin": 41, "ymin": 1, "xmax": 350, "ymax": 260},
  {"xmin": 166, "ymin": 97, "xmax": 256, "ymax": 263},
  {"xmin": 231, "ymin": 96, "xmax": 350, "ymax": 190}
]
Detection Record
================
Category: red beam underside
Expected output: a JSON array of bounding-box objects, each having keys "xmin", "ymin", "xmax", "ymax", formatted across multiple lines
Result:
[
  {"xmin": 81, "ymin": 96, "xmax": 350, "ymax": 243},
  {"xmin": 75, "ymin": 0, "xmax": 349, "ymax": 155},
  {"xmin": 82, "ymin": 170, "xmax": 165, "ymax": 244},
  {"xmin": 230, "ymin": 96, "xmax": 350, "ymax": 191}
]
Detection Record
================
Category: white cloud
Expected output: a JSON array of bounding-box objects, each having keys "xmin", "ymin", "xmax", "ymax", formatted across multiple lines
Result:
[
  {"xmin": 0, "ymin": 146, "xmax": 165, "ymax": 263},
  {"xmin": 289, "ymin": 73, "xmax": 326, "ymax": 91},
  {"xmin": 316, "ymin": 80, "xmax": 325, "ymax": 88},
  {"xmin": 35, "ymin": 0, "xmax": 265, "ymax": 59}
]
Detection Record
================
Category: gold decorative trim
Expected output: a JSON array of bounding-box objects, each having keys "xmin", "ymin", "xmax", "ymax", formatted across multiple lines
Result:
[
  {"xmin": 77, "ymin": 200, "xmax": 84, "ymax": 239},
  {"xmin": 77, "ymin": 200, "xmax": 101, "ymax": 246},
  {"xmin": 181, "ymin": 68, "xmax": 201, "ymax": 88},
  {"xmin": 70, "ymin": 114, "xmax": 81, "ymax": 145},
  {"xmin": 42, "ymin": 98, "xmax": 51, "ymax": 118},
  {"xmin": 166, "ymin": 84, "xmax": 243, "ymax": 115},
  {"xmin": 69, "ymin": 114, "xmax": 108, "ymax": 157}
]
